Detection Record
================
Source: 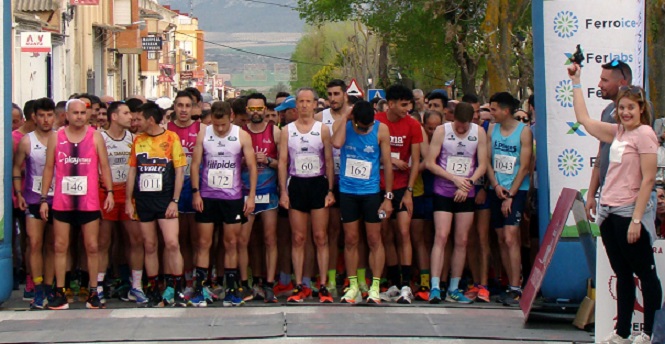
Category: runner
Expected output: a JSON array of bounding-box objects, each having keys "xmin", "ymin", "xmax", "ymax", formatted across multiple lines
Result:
[
  {"xmin": 167, "ymin": 91, "xmax": 205, "ymax": 297},
  {"xmin": 314, "ymin": 79, "xmax": 352, "ymax": 296},
  {"xmin": 97, "ymin": 102, "xmax": 147, "ymax": 305},
  {"xmin": 278, "ymin": 88, "xmax": 336, "ymax": 303},
  {"xmin": 332, "ymin": 101, "xmax": 394, "ymax": 303},
  {"xmin": 190, "ymin": 101, "xmax": 257, "ymax": 307},
  {"xmin": 376, "ymin": 84, "xmax": 423, "ymax": 304},
  {"xmin": 125, "ymin": 102, "xmax": 187, "ymax": 307},
  {"xmin": 13, "ymin": 98, "xmax": 56, "ymax": 309},
  {"xmin": 426, "ymin": 102, "xmax": 488, "ymax": 304},
  {"xmin": 239, "ymin": 93, "xmax": 281, "ymax": 303},
  {"xmin": 486, "ymin": 92, "xmax": 532, "ymax": 306},
  {"xmin": 39, "ymin": 99, "xmax": 115, "ymax": 310}
]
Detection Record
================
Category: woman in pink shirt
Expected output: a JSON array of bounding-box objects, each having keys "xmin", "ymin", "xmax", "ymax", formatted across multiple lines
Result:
[{"xmin": 569, "ymin": 63, "xmax": 661, "ymax": 344}]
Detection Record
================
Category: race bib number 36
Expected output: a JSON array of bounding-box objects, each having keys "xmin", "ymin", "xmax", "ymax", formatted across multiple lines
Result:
[
  {"xmin": 62, "ymin": 176, "xmax": 88, "ymax": 196},
  {"xmin": 112, "ymin": 165, "xmax": 129, "ymax": 183},
  {"xmin": 208, "ymin": 169, "xmax": 234, "ymax": 189},
  {"xmin": 494, "ymin": 154, "xmax": 516, "ymax": 174},
  {"xmin": 344, "ymin": 158, "xmax": 372, "ymax": 180},
  {"xmin": 446, "ymin": 156, "xmax": 472, "ymax": 176},
  {"xmin": 295, "ymin": 155, "xmax": 321, "ymax": 176},
  {"xmin": 32, "ymin": 176, "xmax": 55, "ymax": 196},
  {"xmin": 139, "ymin": 173, "xmax": 163, "ymax": 192}
]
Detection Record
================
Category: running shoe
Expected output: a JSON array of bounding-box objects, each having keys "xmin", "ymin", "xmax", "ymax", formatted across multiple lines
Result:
[
  {"xmin": 98, "ymin": 288, "xmax": 106, "ymax": 305},
  {"xmin": 598, "ymin": 330, "xmax": 632, "ymax": 344},
  {"xmin": 23, "ymin": 276, "xmax": 35, "ymax": 301},
  {"xmin": 326, "ymin": 283, "xmax": 338, "ymax": 298},
  {"xmin": 264, "ymin": 285, "xmax": 278, "ymax": 303},
  {"xmin": 147, "ymin": 288, "xmax": 162, "ymax": 308},
  {"xmin": 174, "ymin": 290, "xmax": 188, "ymax": 307},
  {"xmin": 273, "ymin": 281, "xmax": 294, "ymax": 297},
  {"xmin": 203, "ymin": 286, "xmax": 215, "ymax": 304},
  {"xmin": 396, "ymin": 286, "xmax": 414, "ymax": 304},
  {"xmin": 359, "ymin": 283, "xmax": 369, "ymax": 299},
  {"xmin": 428, "ymin": 288, "xmax": 442, "ymax": 304},
  {"xmin": 238, "ymin": 286, "xmax": 253, "ymax": 302},
  {"xmin": 340, "ymin": 287, "xmax": 360, "ymax": 304},
  {"xmin": 464, "ymin": 285, "xmax": 479, "ymax": 301},
  {"xmin": 183, "ymin": 287, "xmax": 194, "ymax": 301},
  {"xmin": 65, "ymin": 288, "xmax": 74, "ymax": 304},
  {"xmin": 414, "ymin": 286, "xmax": 430, "ymax": 301},
  {"xmin": 115, "ymin": 283, "xmax": 131, "ymax": 301},
  {"xmin": 287, "ymin": 284, "xmax": 311, "ymax": 303},
  {"xmin": 161, "ymin": 286, "xmax": 175, "ymax": 306},
  {"xmin": 477, "ymin": 285, "xmax": 490, "ymax": 303},
  {"xmin": 127, "ymin": 288, "xmax": 149, "ymax": 304},
  {"xmin": 380, "ymin": 285, "xmax": 401, "ymax": 302},
  {"xmin": 318, "ymin": 285, "xmax": 333, "ymax": 303},
  {"xmin": 86, "ymin": 291, "xmax": 105, "ymax": 309},
  {"xmin": 366, "ymin": 288, "xmax": 381, "ymax": 304},
  {"xmin": 30, "ymin": 289, "xmax": 47, "ymax": 310},
  {"xmin": 445, "ymin": 289, "xmax": 473, "ymax": 304},
  {"xmin": 78, "ymin": 287, "xmax": 90, "ymax": 303},
  {"xmin": 252, "ymin": 284, "xmax": 265, "ymax": 301},
  {"xmin": 222, "ymin": 289, "xmax": 245, "ymax": 307},
  {"xmin": 47, "ymin": 289, "xmax": 69, "ymax": 310},
  {"xmin": 189, "ymin": 291, "xmax": 207, "ymax": 307},
  {"xmin": 502, "ymin": 289, "xmax": 522, "ymax": 307},
  {"xmin": 631, "ymin": 332, "xmax": 652, "ymax": 344}
]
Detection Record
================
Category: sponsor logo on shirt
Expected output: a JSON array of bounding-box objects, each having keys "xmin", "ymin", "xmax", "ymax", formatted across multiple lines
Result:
[
  {"xmin": 390, "ymin": 136, "xmax": 405, "ymax": 145},
  {"xmin": 58, "ymin": 152, "xmax": 92, "ymax": 165},
  {"xmin": 364, "ymin": 145, "xmax": 375, "ymax": 153},
  {"xmin": 228, "ymin": 136, "xmax": 238, "ymax": 141}
]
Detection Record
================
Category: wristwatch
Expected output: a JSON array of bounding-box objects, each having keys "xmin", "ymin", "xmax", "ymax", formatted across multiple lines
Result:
[
  {"xmin": 191, "ymin": 188, "xmax": 199, "ymax": 193},
  {"xmin": 267, "ymin": 157, "xmax": 273, "ymax": 165},
  {"xmin": 406, "ymin": 187, "xmax": 413, "ymax": 193},
  {"xmin": 384, "ymin": 192, "xmax": 394, "ymax": 200},
  {"xmin": 632, "ymin": 218, "xmax": 641, "ymax": 224},
  {"xmin": 172, "ymin": 198, "xmax": 179, "ymax": 204}
]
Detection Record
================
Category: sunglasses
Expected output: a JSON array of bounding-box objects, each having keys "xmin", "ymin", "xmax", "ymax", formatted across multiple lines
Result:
[
  {"xmin": 515, "ymin": 117, "xmax": 530, "ymax": 123},
  {"xmin": 191, "ymin": 115, "xmax": 201, "ymax": 121},
  {"xmin": 609, "ymin": 60, "xmax": 628, "ymax": 80},
  {"xmin": 354, "ymin": 121, "xmax": 373, "ymax": 133},
  {"xmin": 618, "ymin": 85, "xmax": 645, "ymax": 102},
  {"xmin": 247, "ymin": 106, "xmax": 265, "ymax": 112}
]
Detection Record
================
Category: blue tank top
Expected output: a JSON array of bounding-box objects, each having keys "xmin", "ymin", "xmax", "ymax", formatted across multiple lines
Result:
[
  {"xmin": 490, "ymin": 122, "xmax": 529, "ymax": 191},
  {"xmin": 339, "ymin": 120, "xmax": 381, "ymax": 195}
]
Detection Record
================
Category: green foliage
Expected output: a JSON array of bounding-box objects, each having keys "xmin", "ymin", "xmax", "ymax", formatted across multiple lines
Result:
[{"xmin": 312, "ymin": 65, "xmax": 335, "ymax": 97}]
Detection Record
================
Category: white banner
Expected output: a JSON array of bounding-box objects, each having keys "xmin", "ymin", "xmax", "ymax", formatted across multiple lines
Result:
[
  {"xmin": 543, "ymin": 0, "xmax": 645, "ymax": 232},
  {"xmin": 596, "ymin": 240, "xmax": 665, "ymax": 339},
  {"xmin": 20, "ymin": 32, "xmax": 51, "ymax": 53}
]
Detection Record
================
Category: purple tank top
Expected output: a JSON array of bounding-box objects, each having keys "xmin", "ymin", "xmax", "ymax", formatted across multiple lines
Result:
[
  {"xmin": 200, "ymin": 125, "xmax": 243, "ymax": 200},
  {"xmin": 433, "ymin": 123, "xmax": 479, "ymax": 198},
  {"xmin": 53, "ymin": 126, "xmax": 100, "ymax": 211},
  {"xmin": 23, "ymin": 132, "xmax": 54, "ymax": 205},
  {"xmin": 287, "ymin": 121, "xmax": 325, "ymax": 178}
]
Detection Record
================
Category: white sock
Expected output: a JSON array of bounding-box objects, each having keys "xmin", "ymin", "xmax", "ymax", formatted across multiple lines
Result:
[
  {"xmin": 132, "ymin": 270, "xmax": 143, "ymax": 290},
  {"xmin": 97, "ymin": 272, "xmax": 106, "ymax": 284}
]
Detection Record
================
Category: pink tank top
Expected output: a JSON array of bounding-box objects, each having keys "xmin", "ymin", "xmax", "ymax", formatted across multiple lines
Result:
[
  {"xmin": 167, "ymin": 121, "xmax": 200, "ymax": 177},
  {"xmin": 53, "ymin": 126, "xmax": 100, "ymax": 211}
]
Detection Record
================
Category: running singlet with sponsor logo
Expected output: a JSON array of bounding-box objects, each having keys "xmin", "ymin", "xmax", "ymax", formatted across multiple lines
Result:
[
  {"xmin": 101, "ymin": 130, "xmax": 134, "ymax": 187},
  {"xmin": 287, "ymin": 121, "xmax": 325, "ymax": 178},
  {"xmin": 241, "ymin": 122, "xmax": 277, "ymax": 195},
  {"xmin": 129, "ymin": 130, "xmax": 187, "ymax": 199},
  {"xmin": 339, "ymin": 120, "xmax": 380, "ymax": 195},
  {"xmin": 23, "ymin": 132, "xmax": 54, "ymax": 205},
  {"xmin": 375, "ymin": 112, "xmax": 423, "ymax": 190},
  {"xmin": 167, "ymin": 121, "xmax": 200, "ymax": 177},
  {"xmin": 321, "ymin": 109, "xmax": 341, "ymax": 179},
  {"xmin": 200, "ymin": 125, "xmax": 243, "ymax": 200},
  {"xmin": 434, "ymin": 122, "xmax": 479, "ymax": 198},
  {"xmin": 490, "ymin": 122, "xmax": 529, "ymax": 191},
  {"xmin": 53, "ymin": 126, "xmax": 100, "ymax": 211}
]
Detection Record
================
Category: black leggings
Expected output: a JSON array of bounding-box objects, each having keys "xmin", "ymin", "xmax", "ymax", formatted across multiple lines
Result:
[{"xmin": 600, "ymin": 213, "xmax": 663, "ymax": 337}]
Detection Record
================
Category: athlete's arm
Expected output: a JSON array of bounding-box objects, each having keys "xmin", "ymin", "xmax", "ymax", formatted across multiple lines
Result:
[
  {"xmin": 267, "ymin": 125, "xmax": 281, "ymax": 170},
  {"xmin": 470, "ymin": 128, "xmax": 489, "ymax": 183},
  {"xmin": 190, "ymin": 128, "xmax": 205, "ymax": 212},
  {"xmin": 241, "ymin": 130, "xmax": 258, "ymax": 216},
  {"xmin": 425, "ymin": 126, "xmax": 471, "ymax": 191},
  {"xmin": 313, "ymin": 111, "xmax": 323, "ymax": 122},
  {"xmin": 418, "ymin": 126, "xmax": 429, "ymax": 172},
  {"xmin": 507, "ymin": 126, "xmax": 533, "ymax": 197},
  {"xmin": 95, "ymin": 132, "xmax": 115, "ymax": 211},
  {"xmin": 378, "ymin": 124, "xmax": 394, "ymax": 216},
  {"xmin": 39, "ymin": 133, "xmax": 57, "ymax": 221},
  {"xmin": 331, "ymin": 112, "xmax": 349, "ymax": 149},
  {"xmin": 569, "ymin": 64, "xmax": 615, "ymax": 143},
  {"xmin": 278, "ymin": 125, "xmax": 290, "ymax": 209},
  {"xmin": 12, "ymin": 135, "xmax": 30, "ymax": 210},
  {"xmin": 322, "ymin": 123, "xmax": 335, "ymax": 207},
  {"xmin": 485, "ymin": 123, "xmax": 505, "ymax": 199}
]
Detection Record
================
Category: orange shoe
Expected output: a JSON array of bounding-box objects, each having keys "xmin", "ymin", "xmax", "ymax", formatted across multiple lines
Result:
[
  {"xmin": 318, "ymin": 286, "xmax": 333, "ymax": 303},
  {"xmin": 414, "ymin": 286, "xmax": 430, "ymax": 301},
  {"xmin": 273, "ymin": 281, "xmax": 294, "ymax": 297},
  {"xmin": 287, "ymin": 284, "xmax": 311, "ymax": 303},
  {"xmin": 477, "ymin": 285, "xmax": 490, "ymax": 303},
  {"xmin": 464, "ymin": 285, "xmax": 479, "ymax": 301}
]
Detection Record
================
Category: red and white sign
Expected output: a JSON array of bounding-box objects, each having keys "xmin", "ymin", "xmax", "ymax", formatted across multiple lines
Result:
[
  {"xmin": 20, "ymin": 32, "xmax": 51, "ymax": 53},
  {"xmin": 70, "ymin": 0, "xmax": 99, "ymax": 5},
  {"xmin": 346, "ymin": 78, "xmax": 364, "ymax": 98},
  {"xmin": 596, "ymin": 239, "xmax": 665, "ymax": 339},
  {"xmin": 215, "ymin": 75, "xmax": 224, "ymax": 88}
]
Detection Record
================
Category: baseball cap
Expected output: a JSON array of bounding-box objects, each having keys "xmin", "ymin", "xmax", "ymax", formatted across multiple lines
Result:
[
  {"xmin": 155, "ymin": 97, "xmax": 173, "ymax": 110},
  {"xmin": 275, "ymin": 96, "xmax": 295, "ymax": 111}
]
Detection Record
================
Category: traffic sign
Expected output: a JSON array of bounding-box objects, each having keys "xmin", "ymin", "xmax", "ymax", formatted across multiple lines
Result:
[
  {"xmin": 367, "ymin": 89, "xmax": 385, "ymax": 101},
  {"xmin": 141, "ymin": 36, "xmax": 163, "ymax": 51},
  {"xmin": 346, "ymin": 78, "xmax": 364, "ymax": 98}
]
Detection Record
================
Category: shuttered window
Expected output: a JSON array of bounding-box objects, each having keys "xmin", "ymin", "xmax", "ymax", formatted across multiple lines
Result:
[{"xmin": 114, "ymin": 0, "xmax": 131, "ymax": 26}]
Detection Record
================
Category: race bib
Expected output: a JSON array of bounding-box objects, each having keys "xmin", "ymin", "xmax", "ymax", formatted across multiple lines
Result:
[
  {"xmin": 446, "ymin": 156, "xmax": 472, "ymax": 176},
  {"xmin": 111, "ymin": 165, "xmax": 129, "ymax": 183},
  {"xmin": 208, "ymin": 169, "xmax": 234, "ymax": 189},
  {"xmin": 32, "ymin": 176, "xmax": 54, "ymax": 196},
  {"xmin": 295, "ymin": 155, "xmax": 321, "ymax": 176},
  {"xmin": 344, "ymin": 158, "xmax": 372, "ymax": 180},
  {"xmin": 62, "ymin": 176, "xmax": 88, "ymax": 196},
  {"xmin": 494, "ymin": 154, "xmax": 516, "ymax": 174},
  {"xmin": 390, "ymin": 152, "xmax": 401, "ymax": 170},
  {"xmin": 334, "ymin": 156, "xmax": 341, "ymax": 175},
  {"xmin": 245, "ymin": 193, "xmax": 270, "ymax": 204},
  {"xmin": 609, "ymin": 139, "xmax": 627, "ymax": 164},
  {"xmin": 139, "ymin": 173, "xmax": 163, "ymax": 192},
  {"xmin": 185, "ymin": 156, "xmax": 192, "ymax": 177}
]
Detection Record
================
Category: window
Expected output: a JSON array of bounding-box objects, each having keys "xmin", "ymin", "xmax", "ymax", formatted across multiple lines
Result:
[
  {"xmin": 148, "ymin": 51, "xmax": 157, "ymax": 60},
  {"xmin": 113, "ymin": 0, "xmax": 131, "ymax": 26}
]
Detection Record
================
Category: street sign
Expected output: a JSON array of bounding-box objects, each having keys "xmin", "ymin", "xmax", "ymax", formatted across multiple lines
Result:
[
  {"xmin": 346, "ymin": 78, "xmax": 364, "ymax": 98},
  {"xmin": 367, "ymin": 89, "xmax": 385, "ymax": 101},
  {"xmin": 180, "ymin": 71, "xmax": 193, "ymax": 80},
  {"xmin": 141, "ymin": 36, "xmax": 162, "ymax": 51},
  {"xmin": 20, "ymin": 32, "xmax": 51, "ymax": 53}
]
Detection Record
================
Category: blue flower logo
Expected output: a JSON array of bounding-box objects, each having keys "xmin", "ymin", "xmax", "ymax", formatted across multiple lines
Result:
[
  {"xmin": 555, "ymin": 80, "xmax": 573, "ymax": 108},
  {"xmin": 558, "ymin": 148, "xmax": 584, "ymax": 177},
  {"xmin": 553, "ymin": 11, "xmax": 578, "ymax": 38}
]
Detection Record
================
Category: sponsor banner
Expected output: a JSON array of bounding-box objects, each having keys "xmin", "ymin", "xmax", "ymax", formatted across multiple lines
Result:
[
  {"xmin": 543, "ymin": 0, "xmax": 645, "ymax": 236},
  {"xmin": 596, "ymin": 240, "xmax": 665, "ymax": 338},
  {"xmin": 20, "ymin": 32, "xmax": 51, "ymax": 53},
  {"xmin": 180, "ymin": 71, "xmax": 193, "ymax": 80}
]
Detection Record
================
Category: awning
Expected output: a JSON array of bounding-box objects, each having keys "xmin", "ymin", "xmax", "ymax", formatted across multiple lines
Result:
[
  {"xmin": 15, "ymin": 0, "xmax": 59, "ymax": 11},
  {"xmin": 92, "ymin": 23, "xmax": 126, "ymax": 32}
]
